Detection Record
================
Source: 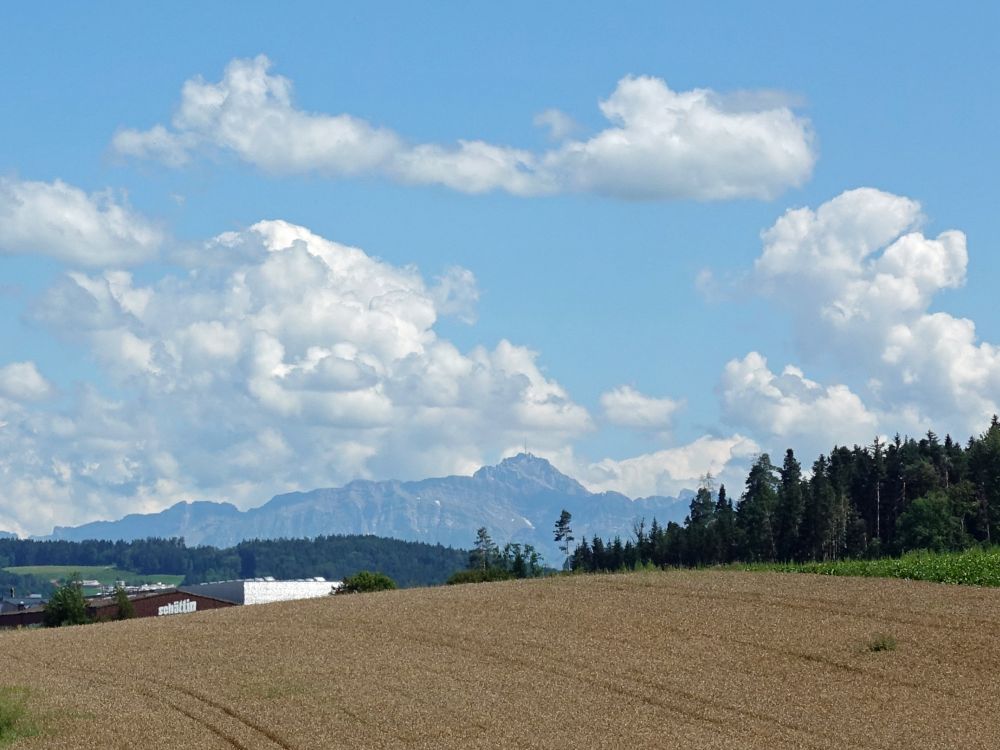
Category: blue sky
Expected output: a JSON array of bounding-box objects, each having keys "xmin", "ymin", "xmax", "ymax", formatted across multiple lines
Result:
[{"xmin": 1, "ymin": 2, "xmax": 998, "ymax": 535}]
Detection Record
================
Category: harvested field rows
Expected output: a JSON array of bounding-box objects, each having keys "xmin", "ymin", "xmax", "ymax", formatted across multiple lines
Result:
[{"xmin": 2, "ymin": 571, "xmax": 999, "ymax": 748}]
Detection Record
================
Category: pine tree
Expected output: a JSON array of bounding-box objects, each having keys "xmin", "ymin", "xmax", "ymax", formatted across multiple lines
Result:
[
  {"xmin": 553, "ymin": 510, "xmax": 575, "ymax": 567},
  {"xmin": 801, "ymin": 456, "xmax": 836, "ymax": 560},
  {"xmin": 685, "ymin": 484, "xmax": 717, "ymax": 566},
  {"xmin": 469, "ymin": 527, "xmax": 499, "ymax": 571},
  {"xmin": 968, "ymin": 416, "xmax": 1000, "ymax": 543},
  {"xmin": 736, "ymin": 454, "xmax": 779, "ymax": 561},
  {"xmin": 713, "ymin": 485, "xmax": 736, "ymax": 564},
  {"xmin": 774, "ymin": 449, "xmax": 804, "ymax": 561}
]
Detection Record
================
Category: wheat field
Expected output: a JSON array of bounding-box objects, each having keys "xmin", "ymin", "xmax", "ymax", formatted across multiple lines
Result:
[{"xmin": 2, "ymin": 570, "xmax": 999, "ymax": 749}]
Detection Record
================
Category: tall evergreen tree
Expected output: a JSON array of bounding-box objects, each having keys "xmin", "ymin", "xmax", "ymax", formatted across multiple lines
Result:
[
  {"xmin": 736, "ymin": 454, "xmax": 779, "ymax": 562},
  {"xmin": 774, "ymin": 449, "xmax": 804, "ymax": 561},
  {"xmin": 967, "ymin": 416, "xmax": 1000, "ymax": 543},
  {"xmin": 685, "ymin": 484, "xmax": 717, "ymax": 566},
  {"xmin": 469, "ymin": 527, "xmax": 500, "ymax": 571},
  {"xmin": 801, "ymin": 456, "xmax": 836, "ymax": 560},
  {"xmin": 554, "ymin": 510, "xmax": 575, "ymax": 568},
  {"xmin": 868, "ymin": 437, "xmax": 887, "ymax": 547},
  {"xmin": 713, "ymin": 484, "xmax": 737, "ymax": 564}
]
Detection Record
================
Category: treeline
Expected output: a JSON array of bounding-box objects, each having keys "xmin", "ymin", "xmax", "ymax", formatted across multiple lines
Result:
[
  {"xmin": 572, "ymin": 417, "xmax": 1000, "ymax": 571},
  {"xmin": 0, "ymin": 537, "xmax": 200, "ymax": 575},
  {"xmin": 0, "ymin": 569, "xmax": 54, "ymax": 598},
  {"xmin": 0, "ymin": 535, "xmax": 469, "ymax": 588},
  {"xmin": 447, "ymin": 528, "xmax": 547, "ymax": 584}
]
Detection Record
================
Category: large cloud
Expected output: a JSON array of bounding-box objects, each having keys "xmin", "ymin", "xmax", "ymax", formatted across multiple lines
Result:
[
  {"xmin": 0, "ymin": 177, "xmax": 164, "ymax": 266},
  {"xmin": 113, "ymin": 55, "xmax": 815, "ymax": 201},
  {"xmin": 719, "ymin": 352, "xmax": 882, "ymax": 458},
  {"xmin": 750, "ymin": 187, "xmax": 998, "ymax": 438},
  {"xmin": 600, "ymin": 385, "xmax": 682, "ymax": 430},
  {"xmin": 557, "ymin": 434, "xmax": 759, "ymax": 499},
  {"xmin": 3, "ymin": 220, "xmax": 595, "ymax": 535}
]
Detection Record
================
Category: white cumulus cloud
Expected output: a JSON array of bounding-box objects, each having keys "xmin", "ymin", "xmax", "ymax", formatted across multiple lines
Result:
[
  {"xmin": 751, "ymin": 187, "xmax": 998, "ymax": 438},
  {"xmin": 562, "ymin": 434, "xmax": 759, "ymax": 499},
  {"xmin": 5, "ymin": 219, "xmax": 594, "ymax": 535},
  {"xmin": 719, "ymin": 352, "xmax": 880, "ymax": 457},
  {"xmin": 113, "ymin": 55, "xmax": 815, "ymax": 201},
  {"xmin": 0, "ymin": 177, "xmax": 164, "ymax": 266},
  {"xmin": 0, "ymin": 361, "xmax": 54, "ymax": 402},
  {"xmin": 600, "ymin": 385, "xmax": 682, "ymax": 430}
]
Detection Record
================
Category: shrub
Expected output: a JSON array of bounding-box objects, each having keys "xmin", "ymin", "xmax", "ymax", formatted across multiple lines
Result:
[
  {"xmin": 446, "ymin": 567, "xmax": 515, "ymax": 585},
  {"xmin": 867, "ymin": 633, "xmax": 897, "ymax": 652},
  {"xmin": 338, "ymin": 571, "xmax": 397, "ymax": 594},
  {"xmin": 114, "ymin": 585, "xmax": 135, "ymax": 620},
  {"xmin": 42, "ymin": 578, "xmax": 90, "ymax": 627}
]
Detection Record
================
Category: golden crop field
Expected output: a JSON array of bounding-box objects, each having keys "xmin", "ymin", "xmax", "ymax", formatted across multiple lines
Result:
[{"xmin": 2, "ymin": 570, "xmax": 999, "ymax": 749}]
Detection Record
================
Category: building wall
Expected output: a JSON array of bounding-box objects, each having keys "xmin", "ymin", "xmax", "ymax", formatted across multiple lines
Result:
[
  {"xmin": 181, "ymin": 579, "xmax": 338, "ymax": 605},
  {"xmin": 0, "ymin": 591, "xmax": 236, "ymax": 628},
  {"xmin": 90, "ymin": 590, "xmax": 235, "ymax": 621},
  {"xmin": 0, "ymin": 608, "xmax": 44, "ymax": 628},
  {"xmin": 244, "ymin": 580, "xmax": 337, "ymax": 605}
]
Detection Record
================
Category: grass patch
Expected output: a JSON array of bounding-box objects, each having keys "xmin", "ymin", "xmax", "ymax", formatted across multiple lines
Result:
[
  {"xmin": 866, "ymin": 633, "xmax": 898, "ymax": 652},
  {"xmin": 0, "ymin": 687, "xmax": 37, "ymax": 745},
  {"xmin": 734, "ymin": 547, "xmax": 1000, "ymax": 588}
]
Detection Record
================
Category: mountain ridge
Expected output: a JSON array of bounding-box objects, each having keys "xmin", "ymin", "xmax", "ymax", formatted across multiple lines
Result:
[{"xmin": 39, "ymin": 454, "xmax": 692, "ymax": 561}]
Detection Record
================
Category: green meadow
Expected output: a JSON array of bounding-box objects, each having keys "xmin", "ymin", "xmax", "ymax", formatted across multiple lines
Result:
[{"xmin": 737, "ymin": 547, "xmax": 1000, "ymax": 588}]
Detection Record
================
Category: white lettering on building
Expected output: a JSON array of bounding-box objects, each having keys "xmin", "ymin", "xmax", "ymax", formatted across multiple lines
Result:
[{"xmin": 157, "ymin": 599, "xmax": 197, "ymax": 616}]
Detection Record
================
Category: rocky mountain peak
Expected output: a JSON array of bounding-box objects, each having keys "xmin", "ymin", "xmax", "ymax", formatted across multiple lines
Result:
[{"xmin": 473, "ymin": 453, "xmax": 587, "ymax": 495}]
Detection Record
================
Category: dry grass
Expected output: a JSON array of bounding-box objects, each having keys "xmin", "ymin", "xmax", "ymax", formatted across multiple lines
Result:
[{"xmin": 3, "ymin": 570, "xmax": 1000, "ymax": 749}]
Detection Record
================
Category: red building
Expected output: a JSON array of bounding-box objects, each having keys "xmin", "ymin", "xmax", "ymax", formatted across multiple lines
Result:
[
  {"xmin": 0, "ymin": 587, "xmax": 235, "ymax": 629},
  {"xmin": 87, "ymin": 588, "xmax": 235, "ymax": 621}
]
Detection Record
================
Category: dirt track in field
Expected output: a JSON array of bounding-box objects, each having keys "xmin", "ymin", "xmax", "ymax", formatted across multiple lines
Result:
[{"xmin": 3, "ymin": 570, "xmax": 999, "ymax": 749}]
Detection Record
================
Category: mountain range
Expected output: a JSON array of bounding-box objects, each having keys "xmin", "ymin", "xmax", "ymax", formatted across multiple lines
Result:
[{"xmin": 39, "ymin": 454, "xmax": 692, "ymax": 562}]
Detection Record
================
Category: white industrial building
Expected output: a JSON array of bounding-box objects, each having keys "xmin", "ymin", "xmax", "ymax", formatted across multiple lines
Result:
[{"xmin": 179, "ymin": 577, "xmax": 340, "ymax": 605}]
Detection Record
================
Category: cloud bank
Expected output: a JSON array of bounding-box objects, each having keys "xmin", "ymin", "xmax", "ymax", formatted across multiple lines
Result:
[
  {"xmin": 568, "ymin": 434, "xmax": 760, "ymax": 499},
  {"xmin": 719, "ymin": 187, "xmax": 999, "ymax": 455},
  {"xmin": 114, "ymin": 55, "xmax": 815, "ymax": 201},
  {"xmin": 0, "ymin": 177, "xmax": 164, "ymax": 266},
  {"xmin": 4, "ymin": 219, "xmax": 599, "ymax": 534}
]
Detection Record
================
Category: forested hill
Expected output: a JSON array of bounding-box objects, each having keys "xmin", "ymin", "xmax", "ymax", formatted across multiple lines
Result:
[
  {"xmin": 0, "ymin": 535, "xmax": 469, "ymax": 588},
  {"xmin": 573, "ymin": 417, "xmax": 1000, "ymax": 571}
]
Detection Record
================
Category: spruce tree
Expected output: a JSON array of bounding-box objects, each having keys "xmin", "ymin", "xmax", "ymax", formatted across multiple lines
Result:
[
  {"xmin": 774, "ymin": 449, "xmax": 804, "ymax": 561},
  {"xmin": 736, "ymin": 454, "xmax": 779, "ymax": 561},
  {"xmin": 686, "ymin": 485, "xmax": 717, "ymax": 566},
  {"xmin": 713, "ymin": 485, "xmax": 736, "ymax": 564},
  {"xmin": 553, "ymin": 510, "xmax": 575, "ymax": 567},
  {"xmin": 469, "ymin": 528, "xmax": 499, "ymax": 571}
]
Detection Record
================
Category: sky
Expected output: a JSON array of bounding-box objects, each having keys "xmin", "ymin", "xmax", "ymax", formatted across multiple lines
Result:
[{"xmin": 1, "ymin": 2, "xmax": 998, "ymax": 536}]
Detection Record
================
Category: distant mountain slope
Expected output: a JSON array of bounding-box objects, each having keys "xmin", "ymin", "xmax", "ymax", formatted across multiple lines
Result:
[
  {"xmin": 42, "ymin": 454, "xmax": 691, "ymax": 562},
  {"xmin": 0, "ymin": 531, "xmax": 16, "ymax": 539}
]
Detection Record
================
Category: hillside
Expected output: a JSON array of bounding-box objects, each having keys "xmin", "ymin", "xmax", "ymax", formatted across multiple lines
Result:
[
  {"xmin": 41, "ymin": 454, "xmax": 690, "ymax": 561},
  {"xmin": 2, "ymin": 571, "xmax": 999, "ymax": 748},
  {"xmin": 0, "ymin": 535, "xmax": 471, "ymax": 590}
]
